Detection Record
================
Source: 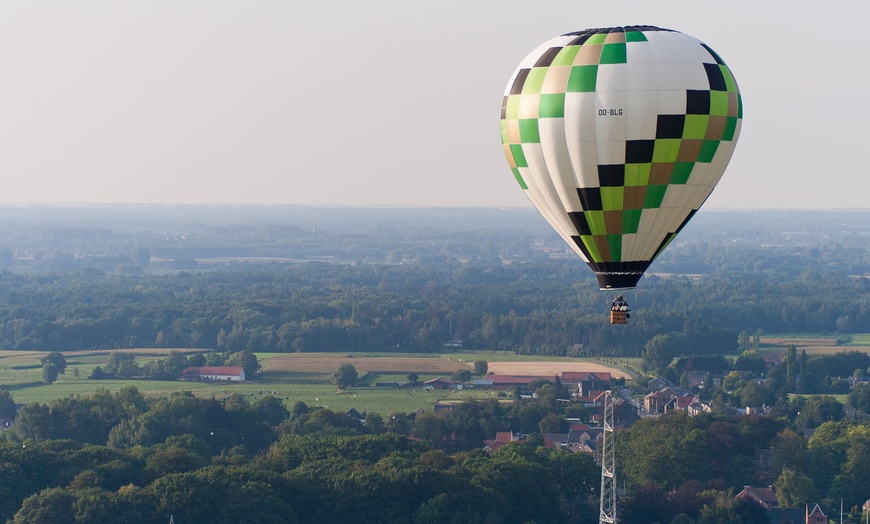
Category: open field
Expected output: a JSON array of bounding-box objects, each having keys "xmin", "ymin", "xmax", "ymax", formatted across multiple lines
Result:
[
  {"xmin": 846, "ymin": 334, "xmax": 870, "ymax": 346},
  {"xmin": 263, "ymin": 353, "xmax": 469, "ymax": 374},
  {"xmin": 5, "ymin": 378, "xmax": 455, "ymax": 417},
  {"xmin": 0, "ymin": 349, "xmax": 630, "ymax": 413},
  {"xmin": 487, "ymin": 361, "xmax": 631, "ymax": 379},
  {"xmin": 260, "ymin": 352, "xmax": 631, "ymax": 379},
  {"xmin": 762, "ymin": 337, "xmax": 839, "ymax": 347},
  {"xmin": 761, "ymin": 334, "xmax": 870, "ymax": 355}
]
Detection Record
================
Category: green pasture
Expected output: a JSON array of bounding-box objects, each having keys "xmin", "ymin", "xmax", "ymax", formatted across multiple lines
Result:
[
  {"xmin": 597, "ymin": 357, "xmax": 643, "ymax": 376},
  {"xmin": 357, "ymin": 372, "xmax": 446, "ymax": 384},
  {"xmin": 845, "ymin": 334, "xmax": 870, "ymax": 346},
  {"xmin": 761, "ymin": 333, "xmax": 870, "ymax": 344},
  {"xmin": 759, "ymin": 333, "xmax": 870, "ymax": 349},
  {"xmin": 5, "ymin": 377, "xmax": 473, "ymax": 417},
  {"xmin": 788, "ymin": 393, "xmax": 849, "ymax": 406},
  {"xmin": 440, "ymin": 351, "xmax": 566, "ymax": 362},
  {"xmin": 0, "ymin": 350, "xmax": 501, "ymax": 415},
  {"xmin": 256, "ymin": 351, "xmax": 449, "ymax": 361}
]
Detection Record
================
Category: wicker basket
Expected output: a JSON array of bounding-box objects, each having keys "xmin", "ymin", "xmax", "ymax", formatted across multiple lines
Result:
[{"xmin": 610, "ymin": 310, "xmax": 628, "ymax": 325}]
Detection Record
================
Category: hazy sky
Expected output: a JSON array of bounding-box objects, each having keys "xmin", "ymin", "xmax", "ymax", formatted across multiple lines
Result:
[{"xmin": 0, "ymin": 1, "xmax": 866, "ymax": 209}]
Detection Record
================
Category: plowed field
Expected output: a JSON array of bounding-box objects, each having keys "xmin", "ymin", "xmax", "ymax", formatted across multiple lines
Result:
[
  {"xmin": 763, "ymin": 337, "xmax": 838, "ymax": 347},
  {"xmin": 487, "ymin": 361, "xmax": 630, "ymax": 379},
  {"xmin": 263, "ymin": 354, "xmax": 629, "ymax": 379},
  {"xmin": 264, "ymin": 355, "xmax": 468, "ymax": 374}
]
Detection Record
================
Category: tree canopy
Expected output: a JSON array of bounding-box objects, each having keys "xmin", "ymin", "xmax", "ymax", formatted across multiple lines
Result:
[{"xmin": 331, "ymin": 364, "xmax": 358, "ymax": 390}]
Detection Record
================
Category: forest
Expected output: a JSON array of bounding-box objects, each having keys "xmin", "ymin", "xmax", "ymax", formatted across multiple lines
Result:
[
  {"xmin": 2, "ymin": 377, "xmax": 870, "ymax": 523},
  {"xmin": 0, "ymin": 258, "xmax": 866, "ymax": 359},
  {"xmin": 0, "ymin": 206, "xmax": 867, "ymax": 358}
]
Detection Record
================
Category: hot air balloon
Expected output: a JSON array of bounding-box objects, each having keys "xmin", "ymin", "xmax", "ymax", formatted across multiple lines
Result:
[{"xmin": 500, "ymin": 26, "xmax": 742, "ymax": 322}]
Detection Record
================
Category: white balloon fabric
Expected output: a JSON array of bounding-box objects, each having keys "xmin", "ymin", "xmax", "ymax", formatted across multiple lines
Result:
[{"xmin": 501, "ymin": 26, "xmax": 742, "ymax": 289}]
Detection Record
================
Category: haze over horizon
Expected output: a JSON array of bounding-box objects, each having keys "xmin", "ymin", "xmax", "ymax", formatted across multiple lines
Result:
[{"xmin": 1, "ymin": 1, "xmax": 866, "ymax": 210}]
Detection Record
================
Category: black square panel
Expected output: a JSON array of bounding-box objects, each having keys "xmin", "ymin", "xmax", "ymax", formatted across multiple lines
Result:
[{"xmin": 656, "ymin": 114, "xmax": 686, "ymax": 139}]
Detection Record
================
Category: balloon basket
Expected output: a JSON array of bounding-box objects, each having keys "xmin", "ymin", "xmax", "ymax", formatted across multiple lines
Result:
[{"xmin": 610, "ymin": 311, "xmax": 628, "ymax": 325}]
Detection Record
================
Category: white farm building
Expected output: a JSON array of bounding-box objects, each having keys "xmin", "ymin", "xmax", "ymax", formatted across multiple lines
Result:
[{"xmin": 180, "ymin": 366, "xmax": 246, "ymax": 382}]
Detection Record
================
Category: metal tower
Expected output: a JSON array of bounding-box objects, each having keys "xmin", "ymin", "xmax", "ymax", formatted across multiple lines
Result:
[{"xmin": 599, "ymin": 390, "xmax": 616, "ymax": 524}]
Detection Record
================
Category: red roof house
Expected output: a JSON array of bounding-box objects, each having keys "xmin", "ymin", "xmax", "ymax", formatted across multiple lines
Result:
[
  {"xmin": 561, "ymin": 371, "xmax": 612, "ymax": 384},
  {"xmin": 423, "ymin": 377, "xmax": 454, "ymax": 390},
  {"xmin": 806, "ymin": 503, "xmax": 826, "ymax": 523},
  {"xmin": 487, "ymin": 375, "xmax": 551, "ymax": 390},
  {"xmin": 483, "ymin": 431, "xmax": 521, "ymax": 452},
  {"xmin": 735, "ymin": 485, "xmax": 778, "ymax": 509}
]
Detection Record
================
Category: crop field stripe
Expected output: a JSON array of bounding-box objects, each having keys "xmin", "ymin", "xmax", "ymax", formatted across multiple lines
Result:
[{"xmin": 1, "ymin": 351, "xmax": 631, "ymax": 406}]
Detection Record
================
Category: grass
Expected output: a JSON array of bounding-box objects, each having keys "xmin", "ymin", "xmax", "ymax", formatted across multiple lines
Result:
[
  {"xmin": 358, "ymin": 372, "xmax": 450, "ymax": 384},
  {"xmin": 8, "ymin": 376, "xmax": 500, "ymax": 417},
  {"xmin": 762, "ymin": 333, "xmax": 839, "ymax": 339},
  {"xmin": 440, "ymin": 351, "xmax": 568, "ymax": 362},
  {"xmin": 256, "ymin": 351, "xmax": 446, "ymax": 361},
  {"xmin": 788, "ymin": 393, "xmax": 849, "ymax": 406},
  {"xmin": 761, "ymin": 333, "xmax": 870, "ymax": 346},
  {"xmin": 845, "ymin": 334, "xmax": 870, "ymax": 346},
  {"xmin": 0, "ymin": 350, "xmax": 551, "ymax": 415},
  {"xmin": 758, "ymin": 334, "xmax": 870, "ymax": 355},
  {"xmin": 3, "ymin": 371, "xmax": 460, "ymax": 416},
  {"xmin": 595, "ymin": 357, "xmax": 643, "ymax": 376}
]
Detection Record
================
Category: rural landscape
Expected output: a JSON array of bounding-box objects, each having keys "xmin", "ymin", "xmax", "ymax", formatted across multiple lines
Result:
[
  {"xmin": 0, "ymin": 206, "xmax": 868, "ymax": 523},
  {"xmin": 3, "ymin": 2, "xmax": 868, "ymax": 522}
]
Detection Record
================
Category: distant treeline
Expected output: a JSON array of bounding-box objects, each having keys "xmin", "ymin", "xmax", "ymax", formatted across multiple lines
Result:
[{"xmin": 0, "ymin": 254, "xmax": 867, "ymax": 356}]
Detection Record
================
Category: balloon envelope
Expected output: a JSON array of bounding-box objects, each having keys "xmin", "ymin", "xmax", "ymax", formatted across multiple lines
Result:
[{"xmin": 501, "ymin": 26, "xmax": 742, "ymax": 289}]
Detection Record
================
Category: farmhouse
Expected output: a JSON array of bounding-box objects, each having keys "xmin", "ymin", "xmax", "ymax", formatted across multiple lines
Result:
[
  {"xmin": 805, "ymin": 503, "xmax": 827, "ymax": 524},
  {"xmin": 471, "ymin": 378, "xmax": 493, "ymax": 388},
  {"xmin": 644, "ymin": 387, "xmax": 698, "ymax": 414},
  {"xmin": 566, "ymin": 423, "xmax": 602, "ymax": 454},
  {"xmin": 735, "ymin": 485, "xmax": 779, "ymax": 509},
  {"xmin": 485, "ymin": 423, "xmax": 607, "ymax": 461},
  {"xmin": 561, "ymin": 371, "xmax": 611, "ymax": 388},
  {"xmin": 483, "ymin": 431, "xmax": 521, "ymax": 452},
  {"xmin": 488, "ymin": 375, "xmax": 551, "ymax": 390},
  {"xmin": 423, "ymin": 377, "xmax": 453, "ymax": 390},
  {"xmin": 646, "ymin": 377, "xmax": 673, "ymax": 393},
  {"xmin": 180, "ymin": 366, "xmax": 245, "ymax": 382},
  {"xmin": 684, "ymin": 371, "xmax": 711, "ymax": 388}
]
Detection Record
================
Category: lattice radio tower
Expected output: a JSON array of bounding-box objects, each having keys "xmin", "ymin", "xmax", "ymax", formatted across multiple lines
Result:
[{"xmin": 599, "ymin": 390, "xmax": 616, "ymax": 523}]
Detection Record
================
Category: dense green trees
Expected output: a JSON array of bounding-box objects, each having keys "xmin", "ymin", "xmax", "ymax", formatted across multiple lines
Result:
[
  {"xmin": 0, "ymin": 253, "xmax": 865, "ymax": 358},
  {"xmin": 731, "ymin": 350, "xmax": 870, "ymax": 401},
  {"xmin": 0, "ymin": 207, "xmax": 865, "ymax": 360},
  {"xmin": 0, "ymin": 384, "xmax": 605, "ymax": 521},
  {"xmin": 40, "ymin": 352, "xmax": 66, "ymax": 379},
  {"xmin": 331, "ymin": 363, "xmax": 358, "ymax": 390},
  {"xmin": 0, "ymin": 390, "xmax": 16, "ymax": 420},
  {"xmin": 774, "ymin": 467, "xmax": 817, "ymax": 508},
  {"xmin": 87, "ymin": 349, "xmax": 259, "ymax": 382},
  {"xmin": 225, "ymin": 350, "xmax": 261, "ymax": 378},
  {"xmin": 5, "ymin": 381, "xmax": 870, "ymax": 521},
  {"xmin": 616, "ymin": 411, "xmax": 870, "ymax": 521},
  {"xmin": 0, "ymin": 420, "xmax": 601, "ymax": 523},
  {"xmin": 850, "ymin": 383, "xmax": 870, "ymax": 412},
  {"xmin": 41, "ymin": 363, "xmax": 59, "ymax": 384},
  {"xmin": 642, "ymin": 333, "xmax": 683, "ymax": 375},
  {"xmin": 14, "ymin": 387, "xmax": 147, "ymax": 443}
]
